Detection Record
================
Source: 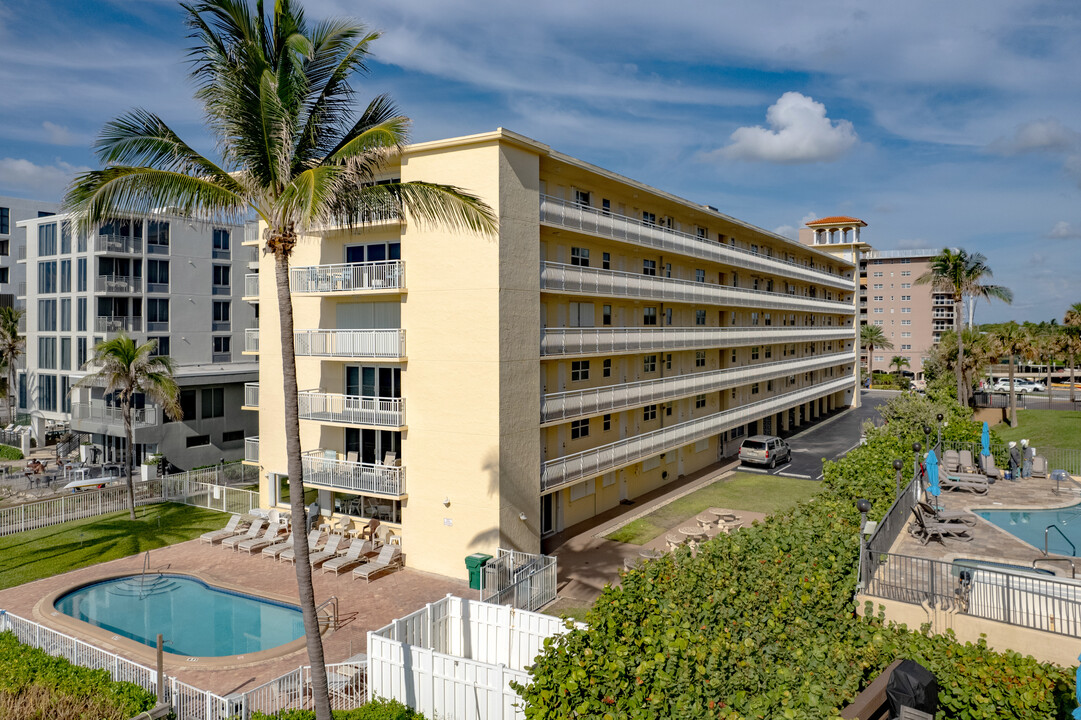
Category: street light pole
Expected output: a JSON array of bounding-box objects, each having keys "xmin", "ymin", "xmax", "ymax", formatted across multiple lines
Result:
[
  {"xmin": 855, "ymin": 498, "xmax": 873, "ymax": 594},
  {"xmin": 912, "ymin": 441, "xmax": 922, "ymax": 498},
  {"xmin": 935, "ymin": 413, "xmax": 944, "ymax": 457}
]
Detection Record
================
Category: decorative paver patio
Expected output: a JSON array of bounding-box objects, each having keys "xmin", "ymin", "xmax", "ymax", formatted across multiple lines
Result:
[{"xmin": 0, "ymin": 538, "xmax": 468, "ymax": 695}]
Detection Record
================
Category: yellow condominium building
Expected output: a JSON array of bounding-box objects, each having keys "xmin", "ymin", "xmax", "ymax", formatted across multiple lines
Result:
[{"xmin": 248, "ymin": 129, "xmax": 859, "ymax": 580}]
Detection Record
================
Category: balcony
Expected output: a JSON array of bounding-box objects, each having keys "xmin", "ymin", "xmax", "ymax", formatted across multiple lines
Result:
[
  {"xmin": 302, "ymin": 450, "xmax": 405, "ymax": 497},
  {"xmin": 243, "ymin": 382, "xmax": 259, "ymax": 409},
  {"xmin": 244, "ymin": 328, "xmax": 259, "ymax": 354},
  {"xmin": 541, "ymin": 375, "xmax": 854, "ymax": 493},
  {"xmin": 540, "ymin": 195, "xmax": 851, "ymax": 291},
  {"xmin": 95, "ymin": 316, "xmax": 142, "ymax": 333},
  {"xmin": 541, "ymin": 325, "xmax": 853, "ymax": 358},
  {"xmin": 242, "ymin": 222, "xmax": 260, "ymax": 246},
  {"xmin": 290, "ymin": 261, "xmax": 405, "ymax": 294},
  {"xmin": 298, "ymin": 390, "xmax": 405, "ymax": 428},
  {"xmin": 95, "ymin": 275, "xmax": 140, "ymax": 293},
  {"xmin": 542, "ymin": 350, "xmax": 854, "ymax": 423},
  {"xmin": 540, "ymin": 262, "xmax": 853, "ymax": 315},
  {"xmin": 244, "ymin": 436, "xmax": 259, "ymax": 463},
  {"xmin": 93, "ymin": 234, "xmax": 142, "ymax": 254},
  {"xmin": 71, "ymin": 402, "xmax": 158, "ymax": 429},
  {"xmin": 294, "ymin": 329, "xmax": 405, "ymax": 359},
  {"xmin": 244, "ymin": 273, "xmax": 259, "ymax": 300}
]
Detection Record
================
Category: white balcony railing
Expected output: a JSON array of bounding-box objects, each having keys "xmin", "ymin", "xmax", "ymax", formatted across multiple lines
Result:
[
  {"xmin": 71, "ymin": 402, "xmax": 158, "ymax": 428},
  {"xmin": 294, "ymin": 329, "xmax": 405, "ymax": 359},
  {"xmin": 540, "ymin": 195, "xmax": 852, "ymax": 291},
  {"xmin": 93, "ymin": 234, "xmax": 142, "ymax": 254},
  {"xmin": 243, "ymin": 222, "xmax": 261, "ymax": 246},
  {"xmin": 541, "ymin": 325, "xmax": 853, "ymax": 358},
  {"xmin": 541, "ymin": 375, "xmax": 854, "ymax": 493},
  {"xmin": 245, "ymin": 437, "xmax": 259, "ymax": 462},
  {"xmin": 244, "ymin": 273, "xmax": 259, "ymax": 298},
  {"xmin": 298, "ymin": 391, "xmax": 405, "ymax": 427},
  {"xmin": 244, "ymin": 382, "xmax": 259, "ymax": 408},
  {"xmin": 244, "ymin": 328, "xmax": 259, "ymax": 353},
  {"xmin": 302, "ymin": 451, "xmax": 405, "ymax": 497},
  {"xmin": 290, "ymin": 261, "xmax": 405, "ymax": 294},
  {"xmin": 95, "ymin": 275, "xmax": 140, "ymax": 293},
  {"xmin": 540, "ymin": 262, "xmax": 854, "ymax": 315},
  {"xmin": 542, "ymin": 351, "xmax": 854, "ymax": 423},
  {"xmin": 95, "ymin": 316, "xmax": 142, "ymax": 333}
]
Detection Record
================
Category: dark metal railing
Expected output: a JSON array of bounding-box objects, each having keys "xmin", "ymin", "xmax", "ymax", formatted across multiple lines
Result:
[
  {"xmin": 862, "ymin": 478, "xmax": 919, "ymax": 587},
  {"xmin": 943, "ymin": 440, "xmax": 1081, "ymax": 476}
]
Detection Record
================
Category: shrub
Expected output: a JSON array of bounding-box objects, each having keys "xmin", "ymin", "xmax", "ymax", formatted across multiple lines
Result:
[
  {"xmin": 252, "ymin": 698, "xmax": 426, "ymax": 720},
  {"xmin": 0, "ymin": 444, "xmax": 22, "ymax": 461}
]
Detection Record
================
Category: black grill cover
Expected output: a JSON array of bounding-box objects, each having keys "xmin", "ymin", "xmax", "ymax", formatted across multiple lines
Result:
[{"xmin": 886, "ymin": 659, "xmax": 938, "ymax": 717}]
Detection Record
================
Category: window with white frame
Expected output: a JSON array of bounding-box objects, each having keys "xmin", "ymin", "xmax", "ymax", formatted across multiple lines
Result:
[
  {"xmin": 570, "ymin": 247, "xmax": 590, "ymax": 266},
  {"xmin": 602, "ymin": 252, "xmax": 610, "ymax": 269},
  {"xmin": 570, "ymin": 418, "xmax": 590, "ymax": 439},
  {"xmin": 643, "ymin": 404, "xmax": 657, "ymax": 421},
  {"xmin": 643, "ymin": 355, "xmax": 657, "ymax": 373},
  {"xmin": 602, "ymin": 414, "xmax": 611, "ymax": 431},
  {"xmin": 602, "ymin": 359, "xmax": 612, "ymax": 377},
  {"xmin": 695, "ymin": 394, "xmax": 706, "ymax": 408},
  {"xmin": 695, "ymin": 350, "xmax": 705, "ymax": 367},
  {"xmin": 643, "ymin": 307, "xmax": 657, "ymax": 325},
  {"xmin": 695, "ymin": 269, "xmax": 705, "ymax": 283},
  {"xmin": 695, "ymin": 309, "xmax": 706, "ymax": 325},
  {"xmin": 571, "ymin": 360, "xmax": 590, "ymax": 381}
]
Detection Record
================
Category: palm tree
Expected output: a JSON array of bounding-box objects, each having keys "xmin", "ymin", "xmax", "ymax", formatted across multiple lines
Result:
[
  {"xmin": 1065, "ymin": 302, "xmax": 1081, "ymax": 403},
  {"xmin": 62, "ymin": 3, "xmax": 494, "ymax": 717},
  {"xmin": 889, "ymin": 355, "xmax": 910, "ymax": 378},
  {"xmin": 0, "ymin": 307, "xmax": 25, "ymax": 426},
  {"xmin": 1023, "ymin": 328, "xmax": 1057, "ymax": 409},
  {"xmin": 860, "ymin": 324, "xmax": 893, "ymax": 381},
  {"xmin": 916, "ymin": 249, "xmax": 1012, "ymax": 406},
  {"xmin": 989, "ymin": 321, "xmax": 1028, "ymax": 427},
  {"xmin": 75, "ymin": 336, "xmax": 181, "ymax": 521}
]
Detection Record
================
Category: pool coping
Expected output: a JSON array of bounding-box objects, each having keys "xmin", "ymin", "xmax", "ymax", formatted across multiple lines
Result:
[{"xmin": 34, "ymin": 570, "xmax": 329, "ymax": 671}]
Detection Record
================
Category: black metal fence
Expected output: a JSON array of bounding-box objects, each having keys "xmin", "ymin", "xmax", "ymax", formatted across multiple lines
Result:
[
  {"xmin": 971, "ymin": 392, "xmax": 1025, "ymax": 409},
  {"xmin": 862, "ymin": 479, "xmax": 919, "ymax": 587},
  {"xmin": 943, "ymin": 440, "xmax": 1081, "ymax": 477}
]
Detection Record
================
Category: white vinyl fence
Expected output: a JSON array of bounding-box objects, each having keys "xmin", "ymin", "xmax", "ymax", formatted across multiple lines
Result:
[{"xmin": 368, "ymin": 595, "xmax": 581, "ymax": 720}]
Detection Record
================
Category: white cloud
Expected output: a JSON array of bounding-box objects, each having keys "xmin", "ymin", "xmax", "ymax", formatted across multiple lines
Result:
[
  {"xmin": 42, "ymin": 121, "xmax": 78, "ymax": 146},
  {"xmin": 1046, "ymin": 221, "xmax": 1081, "ymax": 239},
  {"xmin": 988, "ymin": 118, "xmax": 1080, "ymax": 155},
  {"xmin": 800, "ymin": 211, "xmax": 819, "ymax": 225},
  {"xmin": 714, "ymin": 93, "xmax": 858, "ymax": 164},
  {"xmin": 0, "ymin": 158, "xmax": 89, "ymax": 200},
  {"xmin": 773, "ymin": 224, "xmax": 798, "ymax": 239}
]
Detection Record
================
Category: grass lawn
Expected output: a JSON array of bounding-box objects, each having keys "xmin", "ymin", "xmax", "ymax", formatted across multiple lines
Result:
[
  {"xmin": 991, "ymin": 409, "xmax": 1081, "ymax": 450},
  {"xmin": 0, "ymin": 503, "xmax": 227, "ymax": 590},
  {"xmin": 605, "ymin": 472, "xmax": 821, "ymax": 545}
]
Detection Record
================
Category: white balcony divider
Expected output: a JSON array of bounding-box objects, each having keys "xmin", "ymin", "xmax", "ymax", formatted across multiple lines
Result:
[
  {"xmin": 71, "ymin": 402, "xmax": 157, "ymax": 428},
  {"xmin": 542, "ymin": 351, "xmax": 854, "ymax": 423},
  {"xmin": 294, "ymin": 329, "xmax": 405, "ymax": 358},
  {"xmin": 298, "ymin": 390, "xmax": 405, "ymax": 427},
  {"xmin": 541, "ymin": 262, "xmax": 854, "ymax": 314},
  {"xmin": 245, "ymin": 328, "xmax": 260, "ymax": 353},
  {"xmin": 541, "ymin": 376, "xmax": 854, "ymax": 492},
  {"xmin": 290, "ymin": 261, "xmax": 405, "ymax": 294},
  {"xmin": 541, "ymin": 325, "xmax": 853, "ymax": 357},
  {"xmin": 245, "ymin": 436, "xmax": 259, "ymax": 462},
  {"xmin": 244, "ymin": 382, "xmax": 259, "ymax": 408},
  {"xmin": 93, "ymin": 234, "xmax": 142, "ymax": 254},
  {"xmin": 95, "ymin": 274, "xmax": 140, "ymax": 293},
  {"xmin": 244, "ymin": 273, "xmax": 259, "ymax": 297},
  {"xmin": 302, "ymin": 450, "xmax": 405, "ymax": 497},
  {"xmin": 540, "ymin": 195, "xmax": 852, "ymax": 290}
]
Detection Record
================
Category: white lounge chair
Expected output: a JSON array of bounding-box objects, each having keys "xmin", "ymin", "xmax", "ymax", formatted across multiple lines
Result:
[
  {"xmin": 199, "ymin": 514, "xmax": 245, "ymax": 544},
  {"xmin": 221, "ymin": 519, "xmax": 265, "ymax": 550},
  {"xmin": 351, "ymin": 545, "xmax": 402, "ymax": 583},
  {"xmin": 322, "ymin": 540, "xmax": 377, "ymax": 575},
  {"xmin": 262, "ymin": 532, "xmax": 295, "ymax": 560},
  {"xmin": 1032, "ymin": 455, "xmax": 1049, "ymax": 479},
  {"xmin": 308, "ymin": 534, "xmax": 345, "ymax": 568},
  {"xmin": 237, "ymin": 522, "xmax": 286, "ymax": 554},
  {"xmin": 280, "ymin": 529, "xmax": 324, "ymax": 565}
]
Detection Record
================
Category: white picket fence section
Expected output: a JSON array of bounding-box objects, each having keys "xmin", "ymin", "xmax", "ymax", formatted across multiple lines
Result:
[{"xmin": 368, "ymin": 595, "xmax": 581, "ymax": 720}]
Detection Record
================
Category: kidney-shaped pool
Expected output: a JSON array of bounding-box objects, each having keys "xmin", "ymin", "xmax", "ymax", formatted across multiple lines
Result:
[{"xmin": 55, "ymin": 574, "xmax": 305, "ymax": 657}]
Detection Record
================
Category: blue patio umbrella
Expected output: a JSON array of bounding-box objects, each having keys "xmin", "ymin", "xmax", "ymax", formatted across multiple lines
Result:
[
  {"xmin": 981, "ymin": 421, "xmax": 991, "ymax": 458},
  {"xmin": 926, "ymin": 449, "xmax": 940, "ymax": 498}
]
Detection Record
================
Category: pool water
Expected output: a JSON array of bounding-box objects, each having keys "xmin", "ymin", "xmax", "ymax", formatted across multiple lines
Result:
[
  {"xmin": 977, "ymin": 503, "xmax": 1081, "ymax": 557},
  {"xmin": 55, "ymin": 575, "xmax": 305, "ymax": 657}
]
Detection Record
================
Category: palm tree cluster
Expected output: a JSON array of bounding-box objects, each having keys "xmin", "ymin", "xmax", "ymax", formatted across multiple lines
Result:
[
  {"xmin": 0, "ymin": 307, "xmax": 24, "ymax": 425},
  {"xmin": 63, "ymin": 2, "xmax": 494, "ymax": 716}
]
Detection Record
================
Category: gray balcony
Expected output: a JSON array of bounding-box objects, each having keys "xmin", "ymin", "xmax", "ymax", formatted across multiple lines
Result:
[
  {"xmin": 244, "ymin": 328, "xmax": 259, "ymax": 354},
  {"xmin": 298, "ymin": 390, "xmax": 405, "ymax": 428},
  {"xmin": 71, "ymin": 402, "xmax": 158, "ymax": 430},
  {"xmin": 93, "ymin": 234, "xmax": 142, "ymax": 254},
  {"xmin": 290, "ymin": 261, "xmax": 405, "ymax": 294},
  {"xmin": 243, "ymin": 382, "xmax": 259, "ymax": 409},
  {"xmin": 96, "ymin": 275, "xmax": 141, "ymax": 293},
  {"xmin": 244, "ymin": 273, "xmax": 259, "ymax": 300},
  {"xmin": 302, "ymin": 450, "xmax": 405, "ymax": 497},
  {"xmin": 244, "ymin": 436, "xmax": 259, "ymax": 463},
  {"xmin": 95, "ymin": 316, "xmax": 142, "ymax": 333},
  {"xmin": 541, "ymin": 325, "xmax": 853, "ymax": 358},
  {"xmin": 294, "ymin": 329, "xmax": 405, "ymax": 359}
]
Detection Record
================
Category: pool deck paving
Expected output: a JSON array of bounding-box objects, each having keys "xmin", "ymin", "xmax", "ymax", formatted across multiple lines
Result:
[{"xmin": 0, "ymin": 538, "xmax": 468, "ymax": 695}]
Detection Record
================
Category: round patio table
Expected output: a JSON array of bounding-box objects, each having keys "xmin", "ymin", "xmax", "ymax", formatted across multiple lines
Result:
[
  {"xmin": 707, "ymin": 507, "xmax": 738, "ymax": 522},
  {"xmin": 638, "ymin": 547, "xmax": 664, "ymax": 560},
  {"xmin": 679, "ymin": 525, "xmax": 706, "ymax": 540},
  {"xmin": 696, "ymin": 512, "xmax": 716, "ymax": 529}
]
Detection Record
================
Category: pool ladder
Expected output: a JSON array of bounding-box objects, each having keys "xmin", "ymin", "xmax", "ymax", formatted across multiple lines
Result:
[{"xmin": 1044, "ymin": 524, "xmax": 1076, "ymax": 557}]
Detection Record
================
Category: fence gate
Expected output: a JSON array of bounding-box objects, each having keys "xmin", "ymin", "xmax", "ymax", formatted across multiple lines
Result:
[{"xmin": 480, "ymin": 549, "xmax": 557, "ymax": 612}]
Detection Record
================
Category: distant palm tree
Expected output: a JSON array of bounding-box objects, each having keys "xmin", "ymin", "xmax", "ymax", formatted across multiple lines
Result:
[
  {"xmin": 75, "ymin": 336, "xmax": 181, "ymax": 521},
  {"xmin": 890, "ymin": 355, "xmax": 910, "ymax": 378},
  {"xmin": 1065, "ymin": 302, "xmax": 1081, "ymax": 403},
  {"xmin": 989, "ymin": 321, "xmax": 1028, "ymax": 427},
  {"xmin": 0, "ymin": 307, "xmax": 25, "ymax": 426},
  {"xmin": 1023, "ymin": 329, "xmax": 1056, "ymax": 409},
  {"xmin": 62, "ymin": 3, "xmax": 494, "ymax": 716},
  {"xmin": 916, "ymin": 249, "xmax": 1012, "ymax": 406},
  {"xmin": 860, "ymin": 324, "xmax": 893, "ymax": 380}
]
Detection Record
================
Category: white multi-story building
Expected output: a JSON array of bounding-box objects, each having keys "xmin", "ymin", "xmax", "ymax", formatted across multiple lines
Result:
[{"xmin": 0, "ymin": 195, "xmax": 60, "ymax": 308}]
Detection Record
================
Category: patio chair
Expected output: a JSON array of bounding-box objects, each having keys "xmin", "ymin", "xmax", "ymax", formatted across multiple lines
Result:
[
  {"xmin": 957, "ymin": 450, "xmax": 978, "ymax": 473},
  {"xmin": 938, "ymin": 467, "xmax": 989, "ymax": 495},
  {"xmin": 308, "ymin": 533, "xmax": 346, "ymax": 568},
  {"xmin": 909, "ymin": 507, "xmax": 974, "ymax": 545},
  {"xmin": 941, "ymin": 449, "xmax": 961, "ymax": 473},
  {"xmin": 237, "ymin": 521, "xmax": 286, "ymax": 554},
  {"xmin": 665, "ymin": 533, "xmax": 684, "ymax": 552},
  {"xmin": 262, "ymin": 532, "xmax": 295, "ymax": 560},
  {"xmin": 200, "ymin": 514, "xmax": 247, "ymax": 544},
  {"xmin": 978, "ymin": 453, "xmax": 1001, "ymax": 480},
  {"xmin": 322, "ymin": 540, "xmax": 378, "ymax": 575},
  {"xmin": 351, "ymin": 545, "xmax": 402, "ymax": 583},
  {"xmin": 917, "ymin": 501, "xmax": 976, "ymax": 526},
  {"xmin": 1031, "ymin": 455, "xmax": 1048, "ymax": 479},
  {"xmin": 280, "ymin": 529, "xmax": 324, "ymax": 565},
  {"xmin": 221, "ymin": 518, "xmax": 265, "ymax": 550}
]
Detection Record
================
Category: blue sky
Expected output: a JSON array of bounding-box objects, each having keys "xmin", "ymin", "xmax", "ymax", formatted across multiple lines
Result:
[{"xmin": 1, "ymin": 0, "xmax": 1079, "ymax": 323}]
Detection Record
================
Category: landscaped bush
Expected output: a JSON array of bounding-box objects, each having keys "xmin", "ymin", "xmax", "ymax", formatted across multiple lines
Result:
[
  {"xmin": 0, "ymin": 444, "xmax": 22, "ymax": 461},
  {"xmin": 252, "ymin": 698, "xmax": 425, "ymax": 719},
  {"xmin": 0, "ymin": 631, "xmax": 156, "ymax": 720},
  {"xmin": 518, "ymin": 393, "xmax": 1075, "ymax": 719}
]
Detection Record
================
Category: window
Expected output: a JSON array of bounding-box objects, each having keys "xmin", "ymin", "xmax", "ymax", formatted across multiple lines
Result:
[
  {"xmin": 764, "ymin": 313, "xmax": 771, "ymax": 326},
  {"xmin": 38, "ymin": 299, "xmax": 56, "ymax": 331},
  {"xmin": 0, "ymin": 268, "xmax": 7, "ymax": 283},
  {"xmin": 873, "ymin": 308, "xmax": 883, "ymax": 314},
  {"xmin": 571, "ymin": 360, "xmax": 590, "ymax": 381},
  {"xmin": 60, "ymin": 338, "xmax": 70, "ymax": 370},
  {"xmin": 695, "ymin": 309, "xmax": 706, "ymax": 326},
  {"xmin": 147, "ymin": 260, "xmax": 169, "ymax": 290},
  {"xmin": 901, "ymin": 295, "xmax": 911, "ymax": 301},
  {"xmin": 0, "ymin": 208, "xmax": 7, "ymax": 234},
  {"xmin": 38, "ymin": 338, "xmax": 56, "ymax": 369},
  {"xmin": 61, "ymin": 376, "xmax": 70, "ymax": 414},
  {"xmin": 643, "ymin": 404, "xmax": 657, "ymax": 421},
  {"xmin": 873, "ymin": 283, "xmax": 883, "ymax": 289},
  {"xmin": 39, "ymin": 374, "xmax": 57, "ymax": 412},
  {"xmin": 665, "ymin": 353, "xmax": 672, "ymax": 370},
  {"xmin": 751, "ymin": 346, "xmax": 760, "ymax": 361},
  {"xmin": 148, "ymin": 220, "xmax": 169, "ymax": 250},
  {"xmin": 213, "ymin": 336, "xmax": 231, "ymax": 355},
  {"xmin": 602, "ymin": 305, "xmax": 611, "ymax": 326},
  {"xmin": 642, "ymin": 211, "xmax": 656, "ymax": 225},
  {"xmin": 874, "ymin": 320, "xmax": 883, "ymax": 326},
  {"xmin": 695, "ymin": 394, "xmax": 706, "ymax": 408},
  {"xmin": 901, "ymin": 332, "xmax": 912, "ymax": 338},
  {"xmin": 179, "ymin": 389, "xmax": 197, "ymax": 419},
  {"xmin": 76, "ymin": 297, "xmax": 86, "ymax": 332},
  {"xmin": 873, "ymin": 272, "xmax": 883, "ymax": 277},
  {"xmin": 61, "ymin": 221, "xmax": 71, "ymax": 253},
  {"xmin": 901, "ymin": 307, "xmax": 911, "ymax": 314},
  {"xmin": 664, "ymin": 308, "xmax": 672, "ymax": 325},
  {"xmin": 901, "ymin": 319, "xmax": 912, "ymax": 325},
  {"xmin": 570, "ymin": 418, "xmax": 589, "ymax": 439},
  {"xmin": 38, "ymin": 223, "xmax": 57, "ymax": 255},
  {"xmin": 767, "ymin": 380, "xmax": 773, "ymax": 391},
  {"xmin": 212, "ymin": 228, "xmax": 230, "ymax": 257},
  {"xmin": 642, "ymin": 259, "xmax": 656, "ymax": 276},
  {"xmin": 222, "ymin": 429, "xmax": 245, "ymax": 444},
  {"xmin": 873, "ymin": 295, "xmax": 883, "ymax": 301},
  {"xmin": 601, "ymin": 199, "xmax": 611, "ymax": 215},
  {"xmin": 602, "ymin": 252, "xmax": 610, "ymax": 270},
  {"xmin": 751, "ymin": 383, "xmax": 760, "ymax": 395},
  {"xmin": 574, "ymin": 189, "xmax": 591, "ymax": 207},
  {"xmin": 695, "ymin": 350, "xmax": 706, "ymax": 367},
  {"xmin": 643, "ymin": 307, "xmax": 657, "ymax": 326},
  {"xmin": 901, "ymin": 344, "xmax": 912, "ymax": 350},
  {"xmin": 212, "ymin": 264, "xmax": 230, "ymax": 292},
  {"xmin": 201, "ymin": 387, "xmax": 225, "ymax": 418},
  {"xmin": 77, "ymin": 258, "xmax": 86, "ymax": 291},
  {"xmin": 147, "ymin": 298, "xmax": 169, "ymax": 327},
  {"xmin": 213, "ymin": 300, "xmax": 230, "ymax": 328},
  {"xmin": 77, "ymin": 337, "xmax": 87, "ymax": 369},
  {"xmin": 901, "ymin": 271, "xmax": 912, "ymax": 277},
  {"xmin": 602, "ymin": 359, "xmax": 612, "ymax": 378},
  {"xmin": 570, "ymin": 247, "xmax": 590, "ymax": 266},
  {"xmin": 569, "ymin": 302, "xmax": 595, "ymax": 327},
  {"xmin": 602, "ymin": 414, "xmax": 611, "ymax": 431},
  {"xmin": 751, "ymin": 312, "xmax": 759, "ymax": 326},
  {"xmin": 38, "ymin": 262, "xmax": 56, "ymax": 293},
  {"xmin": 60, "ymin": 260, "xmax": 70, "ymax": 293},
  {"xmin": 901, "ymin": 283, "xmax": 911, "ymax": 288},
  {"xmin": 186, "ymin": 435, "xmax": 211, "ymax": 448},
  {"xmin": 695, "ymin": 269, "xmax": 705, "ymax": 283},
  {"xmin": 643, "ymin": 355, "xmax": 657, "ymax": 373},
  {"xmin": 149, "ymin": 336, "xmax": 170, "ymax": 356}
]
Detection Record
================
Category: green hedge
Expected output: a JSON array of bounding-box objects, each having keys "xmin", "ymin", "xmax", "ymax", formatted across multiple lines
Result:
[
  {"xmin": 0, "ymin": 631, "xmax": 156, "ymax": 719},
  {"xmin": 517, "ymin": 393, "xmax": 1075, "ymax": 719},
  {"xmin": 0, "ymin": 444, "xmax": 22, "ymax": 461},
  {"xmin": 253, "ymin": 699, "xmax": 425, "ymax": 719}
]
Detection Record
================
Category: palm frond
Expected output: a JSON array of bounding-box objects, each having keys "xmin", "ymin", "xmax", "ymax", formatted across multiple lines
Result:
[
  {"xmin": 280, "ymin": 165, "xmax": 347, "ymax": 229},
  {"xmin": 386, "ymin": 181, "xmax": 497, "ymax": 234}
]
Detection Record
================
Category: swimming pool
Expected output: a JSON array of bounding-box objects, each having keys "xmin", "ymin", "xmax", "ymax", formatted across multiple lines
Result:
[
  {"xmin": 977, "ymin": 503, "xmax": 1081, "ymax": 557},
  {"xmin": 54, "ymin": 575, "xmax": 305, "ymax": 657}
]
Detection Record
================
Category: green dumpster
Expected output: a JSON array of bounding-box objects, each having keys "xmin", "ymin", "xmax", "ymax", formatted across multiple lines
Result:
[{"xmin": 465, "ymin": 553, "xmax": 493, "ymax": 590}]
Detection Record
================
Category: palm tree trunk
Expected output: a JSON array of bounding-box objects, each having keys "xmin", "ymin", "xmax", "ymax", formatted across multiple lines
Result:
[
  {"xmin": 867, "ymin": 344, "xmax": 873, "ymax": 383},
  {"xmin": 123, "ymin": 397, "xmax": 136, "ymax": 521},
  {"xmin": 7, "ymin": 365, "xmax": 14, "ymax": 426},
  {"xmin": 1008, "ymin": 356, "xmax": 1017, "ymax": 427},
  {"xmin": 1071, "ymin": 353, "xmax": 1076, "ymax": 404},
  {"xmin": 274, "ymin": 250, "xmax": 332, "ymax": 720},
  {"xmin": 954, "ymin": 297, "xmax": 965, "ymax": 407},
  {"xmin": 1047, "ymin": 355, "xmax": 1053, "ymax": 409}
]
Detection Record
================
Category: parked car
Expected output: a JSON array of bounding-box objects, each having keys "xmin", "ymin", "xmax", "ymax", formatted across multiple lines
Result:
[
  {"xmin": 739, "ymin": 435, "xmax": 792, "ymax": 468},
  {"xmin": 993, "ymin": 378, "xmax": 1045, "ymax": 393}
]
